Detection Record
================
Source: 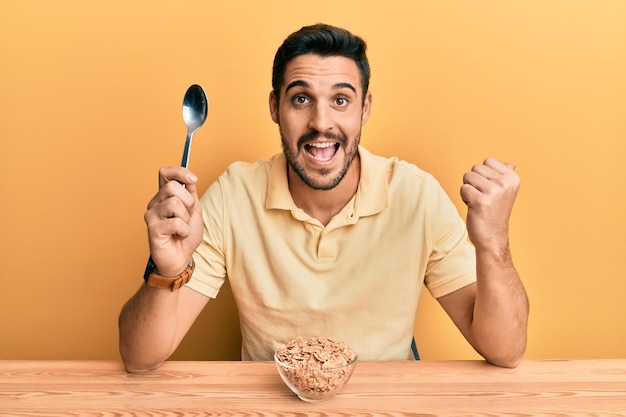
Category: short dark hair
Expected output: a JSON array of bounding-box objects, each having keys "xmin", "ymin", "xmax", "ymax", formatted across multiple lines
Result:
[{"xmin": 272, "ymin": 23, "xmax": 370, "ymax": 102}]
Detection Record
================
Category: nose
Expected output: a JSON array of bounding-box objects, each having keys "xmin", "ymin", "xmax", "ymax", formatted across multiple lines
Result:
[{"xmin": 308, "ymin": 102, "xmax": 333, "ymax": 133}]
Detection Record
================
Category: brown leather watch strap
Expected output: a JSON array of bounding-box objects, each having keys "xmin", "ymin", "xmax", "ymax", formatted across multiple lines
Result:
[{"xmin": 145, "ymin": 259, "xmax": 195, "ymax": 292}]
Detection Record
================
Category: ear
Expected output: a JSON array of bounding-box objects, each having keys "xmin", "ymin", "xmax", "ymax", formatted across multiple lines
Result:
[
  {"xmin": 361, "ymin": 91, "xmax": 372, "ymax": 125},
  {"xmin": 269, "ymin": 91, "xmax": 279, "ymax": 124}
]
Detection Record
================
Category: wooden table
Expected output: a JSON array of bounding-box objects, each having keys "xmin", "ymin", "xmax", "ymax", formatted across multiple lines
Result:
[{"xmin": 1, "ymin": 359, "xmax": 625, "ymax": 415}]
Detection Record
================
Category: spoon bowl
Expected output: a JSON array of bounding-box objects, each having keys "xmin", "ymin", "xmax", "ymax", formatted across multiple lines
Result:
[{"xmin": 181, "ymin": 84, "xmax": 208, "ymax": 168}]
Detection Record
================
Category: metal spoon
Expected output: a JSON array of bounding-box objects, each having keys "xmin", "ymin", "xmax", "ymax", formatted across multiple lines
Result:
[{"xmin": 180, "ymin": 84, "xmax": 208, "ymax": 168}]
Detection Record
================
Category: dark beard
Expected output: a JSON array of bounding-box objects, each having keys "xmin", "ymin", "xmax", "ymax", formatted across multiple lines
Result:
[{"xmin": 281, "ymin": 129, "xmax": 360, "ymax": 191}]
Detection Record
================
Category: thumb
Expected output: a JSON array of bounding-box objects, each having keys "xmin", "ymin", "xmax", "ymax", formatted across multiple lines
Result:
[{"xmin": 182, "ymin": 170, "xmax": 199, "ymax": 194}]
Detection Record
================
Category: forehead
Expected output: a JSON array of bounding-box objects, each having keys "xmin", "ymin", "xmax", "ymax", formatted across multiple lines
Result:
[{"xmin": 282, "ymin": 54, "xmax": 362, "ymax": 95}]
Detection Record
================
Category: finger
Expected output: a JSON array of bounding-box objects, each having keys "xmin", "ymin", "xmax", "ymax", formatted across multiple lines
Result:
[
  {"xmin": 483, "ymin": 157, "xmax": 517, "ymax": 173},
  {"xmin": 468, "ymin": 163, "xmax": 500, "ymax": 182},
  {"xmin": 147, "ymin": 180, "xmax": 195, "ymax": 210},
  {"xmin": 183, "ymin": 180, "xmax": 200, "ymax": 203},
  {"xmin": 158, "ymin": 166, "xmax": 199, "ymax": 188},
  {"xmin": 151, "ymin": 197, "xmax": 192, "ymax": 222},
  {"xmin": 482, "ymin": 158, "xmax": 521, "ymax": 192},
  {"xmin": 145, "ymin": 200, "xmax": 193, "ymax": 240},
  {"xmin": 150, "ymin": 216, "xmax": 193, "ymax": 240},
  {"xmin": 462, "ymin": 170, "xmax": 492, "ymax": 193},
  {"xmin": 460, "ymin": 183, "xmax": 481, "ymax": 206}
]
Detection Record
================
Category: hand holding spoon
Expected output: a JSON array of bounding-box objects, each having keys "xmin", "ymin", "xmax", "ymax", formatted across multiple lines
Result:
[{"xmin": 143, "ymin": 84, "xmax": 208, "ymax": 283}]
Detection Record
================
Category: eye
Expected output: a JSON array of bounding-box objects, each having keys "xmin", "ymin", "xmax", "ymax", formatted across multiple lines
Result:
[
  {"xmin": 292, "ymin": 95, "xmax": 310, "ymax": 105},
  {"xmin": 334, "ymin": 96, "xmax": 349, "ymax": 107}
]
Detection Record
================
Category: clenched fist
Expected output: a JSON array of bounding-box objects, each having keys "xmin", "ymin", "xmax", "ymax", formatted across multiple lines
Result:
[{"xmin": 460, "ymin": 158, "xmax": 520, "ymax": 255}]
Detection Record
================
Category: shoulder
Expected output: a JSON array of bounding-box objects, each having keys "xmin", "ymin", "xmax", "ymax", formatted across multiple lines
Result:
[
  {"xmin": 361, "ymin": 147, "xmax": 441, "ymax": 194},
  {"xmin": 221, "ymin": 157, "xmax": 274, "ymax": 180},
  {"xmin": 200, "ymin": 155, "xmax": 278, "ymax": 205},
  {"xmin": 361, "ymin": 146, "xmax": 434, "ymax": 178},
  {"xmin": 212, "ymin": 154, "xmax": 286, "ymax": 192}
]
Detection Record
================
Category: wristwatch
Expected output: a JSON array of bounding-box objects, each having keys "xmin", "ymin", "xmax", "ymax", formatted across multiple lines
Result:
[{"xmin": 143, "ymin": 256, "xmax": 195, "ymax": 292}]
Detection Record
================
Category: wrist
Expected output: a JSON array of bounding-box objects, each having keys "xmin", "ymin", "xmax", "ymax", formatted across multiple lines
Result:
[{"xmin": 143, "ymin": 257, "xmax": 195, "ymax": 291}]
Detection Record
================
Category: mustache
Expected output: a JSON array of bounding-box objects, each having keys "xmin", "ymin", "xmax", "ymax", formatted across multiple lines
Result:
[{"xmin": 297, "ymin": 130, "xmax": 347, "ymax": 148}]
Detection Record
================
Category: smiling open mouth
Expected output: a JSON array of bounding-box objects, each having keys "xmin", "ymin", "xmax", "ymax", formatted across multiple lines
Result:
[{"xmin": 305, "ymin": 142, "xmax": 339, "ymax": 162}]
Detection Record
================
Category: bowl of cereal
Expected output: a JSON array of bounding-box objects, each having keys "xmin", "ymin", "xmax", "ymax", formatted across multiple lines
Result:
[{"xmin": 274, "ymin": 336, "xmax": 358, "ymax": 402}]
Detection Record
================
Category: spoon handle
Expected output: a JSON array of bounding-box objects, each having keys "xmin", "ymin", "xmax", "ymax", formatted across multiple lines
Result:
[{"xmin": 180, "ymin": 131, "xmax": 193, "ymax": 168}]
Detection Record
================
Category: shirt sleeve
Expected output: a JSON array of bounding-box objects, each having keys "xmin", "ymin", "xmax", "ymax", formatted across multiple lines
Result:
[
  {"xmin": 423, "ymin": 181, "xmax": 477, "ymax": 298},
  {"xmin": 185, "ymin": 178, "xmax": 228, "ymax": 298}
]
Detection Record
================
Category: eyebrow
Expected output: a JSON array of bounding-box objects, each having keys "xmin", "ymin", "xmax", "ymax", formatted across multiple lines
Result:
[
  {"xmin": 285, "ymin": 80, "xmax": 309, "ymax": 92},
  {"xmin": 285, "ymin": 80, "xmax": 357, "ymax": 94},
  {"xmin": 334, "ymin": 82, "xmax": 357, "ymax": 93}
]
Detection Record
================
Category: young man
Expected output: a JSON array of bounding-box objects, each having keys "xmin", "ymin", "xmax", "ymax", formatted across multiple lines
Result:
[{"xmin": 119, "ymin": 23, "xmax": 529, "ymax": 372}]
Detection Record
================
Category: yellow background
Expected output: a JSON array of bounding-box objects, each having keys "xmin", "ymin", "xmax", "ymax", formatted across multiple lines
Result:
[{"xmin": 1, "ymin": 1, "xmax": 624, "ymax": 361}]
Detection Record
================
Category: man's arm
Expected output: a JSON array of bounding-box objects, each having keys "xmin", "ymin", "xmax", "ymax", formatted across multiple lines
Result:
[
  {"xmin": 118, "ymin": 284, "xmax": 209, "ymax": 372},
  {"xmin": 438, "ymin": 158, "xmax": 529, "ymax": 368},
  {"xmin": 118, "ymin": 166, "xmax": 206, "ymax": 372}
]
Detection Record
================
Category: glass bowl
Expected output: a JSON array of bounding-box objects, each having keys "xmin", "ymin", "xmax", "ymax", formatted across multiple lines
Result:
[{"xmin": 274, "ymin": 351, "xmax": 358, "ymax": 402}]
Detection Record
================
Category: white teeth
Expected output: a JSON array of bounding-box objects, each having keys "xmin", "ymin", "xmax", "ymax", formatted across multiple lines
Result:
[
  {"xmin": 308, "ymin": 142, "xmax": 335, "ymax": 148},
  {"xmin": 311, "ymin": 155, "xmax": 331, "ymax": 162}
]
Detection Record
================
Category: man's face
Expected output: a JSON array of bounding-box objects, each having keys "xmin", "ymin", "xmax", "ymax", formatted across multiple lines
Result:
[{"xmin": 269, "ymin": 54, "xmax": 372, "ymax": 190}]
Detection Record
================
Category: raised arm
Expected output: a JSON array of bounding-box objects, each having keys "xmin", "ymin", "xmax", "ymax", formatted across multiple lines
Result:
[
  {"xmin": 118, "ymin": 166, "xmax": 208, "ymax": 373},
  {"xmin": 438, "ymin": 158, "xmax": 529, "ymax": 368}
]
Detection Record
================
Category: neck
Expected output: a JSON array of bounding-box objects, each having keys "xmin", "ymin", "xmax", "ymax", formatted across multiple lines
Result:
[{"xmin": 288, "ymin": 155, "xmax": 361, "ymax": 226}]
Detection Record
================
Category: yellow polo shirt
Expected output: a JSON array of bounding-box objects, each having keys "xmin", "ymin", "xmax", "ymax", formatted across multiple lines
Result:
[{"xmin": 187, "ymin": 146, "xmax": 476, "ymax": 360}]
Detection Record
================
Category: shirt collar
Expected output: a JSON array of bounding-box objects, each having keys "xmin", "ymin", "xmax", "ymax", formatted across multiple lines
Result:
[{"xmin": 266, "ymin": 145, "xmax": 388, "ymax": 217}]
